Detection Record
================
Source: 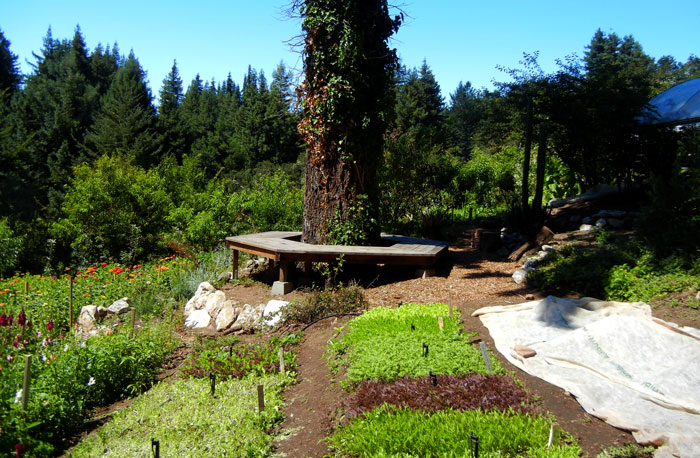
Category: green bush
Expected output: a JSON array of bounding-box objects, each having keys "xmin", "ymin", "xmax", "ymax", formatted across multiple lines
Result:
[
  {"xmin": 282, "ymin": 284, "xmax": 368, "ymax": 325},
  {"xmin": 0, "ymin": 217, "xmax": 23, "ymax": 276},
  {"xmin": 51, "ymin": 155, "xmax": 172, "ymax": 265},
  {"xmin": 0, "ymin": 320, "xmax": 176, "ymax": 457}
]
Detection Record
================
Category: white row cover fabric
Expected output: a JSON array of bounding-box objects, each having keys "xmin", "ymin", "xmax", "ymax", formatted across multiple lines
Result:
[{"xmin": 473, "ymin": 297, "xmax": 700, "ymax": 458}]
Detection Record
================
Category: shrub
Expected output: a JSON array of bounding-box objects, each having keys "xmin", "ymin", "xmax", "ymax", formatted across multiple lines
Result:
[
  {"xmin": 282, "ymin": 284, "xmax": 368, "ymax": 325},
  {"xmin": 0, "ymin": 217, "xmax": 23, "ymax": 276},
  {"xmin": 51, "ymin": 155, "xmax": 172, "ymax": 265}
]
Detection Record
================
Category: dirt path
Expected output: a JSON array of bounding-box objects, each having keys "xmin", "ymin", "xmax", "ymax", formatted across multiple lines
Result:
[{"xmin": 275, "ymin": 318, "xmax": 350, "ymax": 458}]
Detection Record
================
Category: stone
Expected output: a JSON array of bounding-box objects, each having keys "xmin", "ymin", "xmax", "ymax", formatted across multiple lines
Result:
[
  {"xmin": 525, "ymin": 294, "xmax": 535, "ymax": 301},
  {"xmin": 596, "ymin": 218, "xmax": 607, "ymax": 228},
  {"xmin": 78, "ymin": 305, "xmax": 98, "ymax": 332},
  {"xmin": 582, "ymin": 216, "xmax": 593, "ymax": 225},
  {"xmin": 215, "ymin": 302, "xmax": 239, "ymax": 331},
  {"xmin": 578, "ymin": 224, "xmax": 595, "ymax": 232},
  {"xmin": 95, "ymin": 306, "xmax": 109, "ymax": 319},
  {"xmin": 513, "ymin": 344, "xmax": 537, "ymax": 358},
  {"xmin": 205, "ymin": 291, "xmax": 228, "ymax": 316},
  {"xmin": 512, "ymin": 269, "xmax": 529, "ymax": 285},
  {"xmin": 184, "ymin": 282, "xmax": 216, "ymax": 317},
  {"xmin": 270, "ymin": 281, "xmax": 293, "ymax": 296},
  {"xmin": 262, "ymin": 300, "xmax": 289, "ymax": 327},
  {"xmin": 415, "ymin": 268, "xmax": 435, "ymax": 279},
  {"xmin": 696, "ymin": 291, "xmax": 700, "ymax": 301},
  {"xmin": 236, "ymin": 303, "xmax": 266, "ymax": 329},
  {"xmin": 107, "ymin": 297, "xmax": 131, "ymax": 315},
  {"xmin": 185, "ymin": 309, "xmax": 212, "ymax": 329},
  {"xmin": 217, "ymin": 271, "xmax": 233, "ymax": 282}
]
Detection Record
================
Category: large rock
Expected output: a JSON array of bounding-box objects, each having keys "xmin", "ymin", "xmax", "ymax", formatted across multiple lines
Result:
[
  {"xmin": 185, "ymin": 309, "xmax": 212, "ymax": 329},
  {"xmin": 262, "ymin": 300, "xmax": 289, "ymax": 327},
  {"xmin": 205, "ymin": 291, "xmax": 228, "ymax": 316},
  {"xmin": 78, "ymin": 305, "xmax": 98, "ymax": 332},
  {"xmin": 236, "ymin": 303, "xmax": 266, "ymax": 330},
  {"xmin": 215, "ymin": 302, "xmax": 239, "ymax": 331},
  {"xmin": 108, "ymin": 297, "xmax": 131, "ymax": 315},
  {"xmin": 184, "ymin": 282, "xmax": 216, "ymax": 318}
]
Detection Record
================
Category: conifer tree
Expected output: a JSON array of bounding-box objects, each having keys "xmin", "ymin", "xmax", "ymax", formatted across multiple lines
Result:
[
  {"xmin": 158, "ymin": 60, "xmax": 186, "ymax": 161},
  {"xmin": 85, "ymin": 52, "xmax": 160, "ymax": 167}
]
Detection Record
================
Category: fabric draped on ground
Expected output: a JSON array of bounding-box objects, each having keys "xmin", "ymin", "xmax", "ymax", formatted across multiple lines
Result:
[{"xmin": 474, "ymin": 296, "xmax": 700, "ymax": 458}]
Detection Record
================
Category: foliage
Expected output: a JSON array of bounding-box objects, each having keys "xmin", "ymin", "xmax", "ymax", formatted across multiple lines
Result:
[
  {"xmin": 0, "ymin": 217, "xmax": 23, "ymax": 276},
  {"xmin": 0, "ymin": 319, "xmax": 176, "ymax": 457},
  {"xmin": 282, "ymin": 284, "xmax": 368, "ymax": 325},
  {"xmin": 327, "ymin": 405, "xmax": 580, "ymax": 458},
  {"xmin": 328, "ymin": 304, "xmax": 503, "ymax": 385},
  {"xmin": 596, "ymin": 443, "xmax": 655, "ymax": 458},
  {"xmin": 528, "ymin": 238, "xmax": 700, "ymax": 307},
  {"xmin": 51, "ymin": 155, "xmax": 172, "ymax": 265},
  {"xmin": 0, "ymin": 256, "xmax": 191, "ymax": 330},
  {"xmin": 181, "ymin": 333, "xmax": 301, "ymax": 379},
  {"xmin": 67, "ymin": 375, "xmax": 287, "ymax": 457},
  {"xmin": 343, "ymin": 374, "xmax": 531, "ymax": 418}
]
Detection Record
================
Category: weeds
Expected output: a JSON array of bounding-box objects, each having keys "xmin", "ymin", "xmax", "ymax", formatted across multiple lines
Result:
[{"xmin": 282, "ymin": 284, "xmax": 368, "ymax": 325}]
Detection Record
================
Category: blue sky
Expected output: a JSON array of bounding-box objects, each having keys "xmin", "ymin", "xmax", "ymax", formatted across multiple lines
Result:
[{"xmin": 3, "ymin": 1, "xmax": 699, "ymax": 102}]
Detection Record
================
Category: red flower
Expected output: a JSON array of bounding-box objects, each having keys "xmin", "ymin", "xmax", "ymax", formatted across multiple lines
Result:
[
  {"xmin": 100, "ymin": 262, "xmax": 107, "ymax": 267},
  {"xmin": 15, "ymin": 443, "xmax": 24, "ymax": 456},
  {"xmin": 47, "ymin": 320, "xmax": 54, "ymax": 331},
  {"xmin": 17, "ymin": 312, "xmax": 26, "ymax": 326}
]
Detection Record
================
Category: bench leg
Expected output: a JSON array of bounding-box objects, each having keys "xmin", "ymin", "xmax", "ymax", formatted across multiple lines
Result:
[{"xmin": 232, "ymin": 250, "xmax": 239, "ymax": 280}]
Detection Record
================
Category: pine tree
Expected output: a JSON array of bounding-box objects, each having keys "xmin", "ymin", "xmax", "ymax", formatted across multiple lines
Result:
[
  {"xmin": 446, "ymin": 81, "xmax": 484, "ymax": 158},
  {"xmin": 85, "ymin": 52, "xmax": 160, "ymax": 167},
  {"xmin": 158, "ymin": 60, "xmax": 186, "ymax": 161},
  {"xmin": 0, "ymin": 28, "xmax": 21, "ymax": 95}
]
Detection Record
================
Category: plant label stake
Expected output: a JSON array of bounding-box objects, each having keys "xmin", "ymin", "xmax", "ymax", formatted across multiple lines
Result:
[
  {"xmin": 22, "ymin": 355, "xmax": 31, "ymax": 410},
  {"xmin": 229, "ymin": 345, "xmax": 233, "ymax": 358},
  {"xmin": 257, "ymin": 384, "xmax": 265, "ymax": 413},
  {"xmin": 422, "ymin": 343, "xmax": 429, "ymax": 357},
  {"xmin": 69, "ymin": 275, "xmax": 74, "ymax": 328},
  {"xmin": 479, "ymin": 341, "xmax": 493, "ymax": 374},
  {"xmin": 151, "ymin": 438, "xmax": 160, "ymax": 458},
  {"xmin": 429, "ymin": 371, "xmax": 437, "ymax": 386},
  {"xmin": 278, "ymin": 347, "xmax": 285, "ymax": 374},
  {"xmin": 130, "ymin": 308, "xmax": 137, "ymax": 338},
  {"xmin": 438, "ymin": 316, "xmax": 444, "ymax": 331},
  {"xmin": 411, "ymin": 324, "xmax": 415, "ymax": 331},
  {"xmin": 210, "ymin": 372, "xmax": 216, "ymax": 397},
  {"xmin": 470, "ymin": 432, "xmax": 479, "ymax": 458},
  {"xmin": 449, "ymin": 304, "xmax": 453, "ymax": 318}
]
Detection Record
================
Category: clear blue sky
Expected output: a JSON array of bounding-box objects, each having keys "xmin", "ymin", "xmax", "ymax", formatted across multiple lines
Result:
[{"xmin": 3, "ymin": 1, "xmax": 699, "ymax": 103}]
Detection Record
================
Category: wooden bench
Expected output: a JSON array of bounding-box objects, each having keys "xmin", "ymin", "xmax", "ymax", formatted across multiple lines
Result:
[{"xmin": 225, "ymin": 231, "xmax": 448, "ymax": 284}]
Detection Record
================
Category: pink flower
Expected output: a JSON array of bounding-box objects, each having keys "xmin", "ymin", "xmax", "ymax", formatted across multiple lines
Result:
[{"xmin": 16, "ymin": 312, "xmax": 26, "ymax": 327}]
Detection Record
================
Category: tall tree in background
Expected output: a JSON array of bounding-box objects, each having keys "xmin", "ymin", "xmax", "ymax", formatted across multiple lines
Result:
[
  {"xmin": 158, "ymin": 60, "xmax": 186, "ymax": 161},
  {"xmin": 446, "ymin": 81, "xmax": 483, "ymax": 158},
  {"xmin": 85, "ymin": 52, "xmax": 160, "ymax": 167},
  {"xmin": 296, "ymin": 0, "xmax": 402, "ymax": 245}
]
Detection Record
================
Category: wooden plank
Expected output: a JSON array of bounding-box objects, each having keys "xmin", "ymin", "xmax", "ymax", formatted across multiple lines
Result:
[{"xmin": 225, "ymin": 232, "xmax": 447, "ymax": 267}]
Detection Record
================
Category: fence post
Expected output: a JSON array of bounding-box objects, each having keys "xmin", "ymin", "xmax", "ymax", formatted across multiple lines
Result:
[
  {"xmin": 257, "ymin": 385, "xmax": 265, "ymax": 413},
  {"xmin": 22, "ymin": 355, "xmax": 31, "ymax": 410},
  {"xmin": 278, "ymin": 347, "xmax": 286, "ymax": 375}
]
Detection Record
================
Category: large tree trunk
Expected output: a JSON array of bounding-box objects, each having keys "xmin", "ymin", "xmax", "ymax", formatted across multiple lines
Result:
[{"xmin": 297, "ymin": 0, "xmax": 400, "ymax": 245}]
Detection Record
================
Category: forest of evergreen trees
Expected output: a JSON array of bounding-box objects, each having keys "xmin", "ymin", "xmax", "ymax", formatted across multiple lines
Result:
[{"xmin": 1, "ymin": 26, "xmax": 699, "ymax": 274}]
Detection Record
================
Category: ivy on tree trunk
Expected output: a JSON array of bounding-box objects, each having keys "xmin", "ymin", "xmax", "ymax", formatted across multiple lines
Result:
[{"xmin": 296, "ymin": 0, "xmax": 401, "ymax": 245}]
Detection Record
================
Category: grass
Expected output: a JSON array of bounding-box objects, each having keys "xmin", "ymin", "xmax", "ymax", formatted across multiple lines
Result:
[
  {"xmin": 68, "ymin": 374, "xmax": 288, "ymax": 457},
  {"xmin": 328, "ymin": 304, "xmax": 503, "ymax": 386},
  {"xmin": 326, "ymin": 405, "xmax": 580, "ymax": 458}
]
